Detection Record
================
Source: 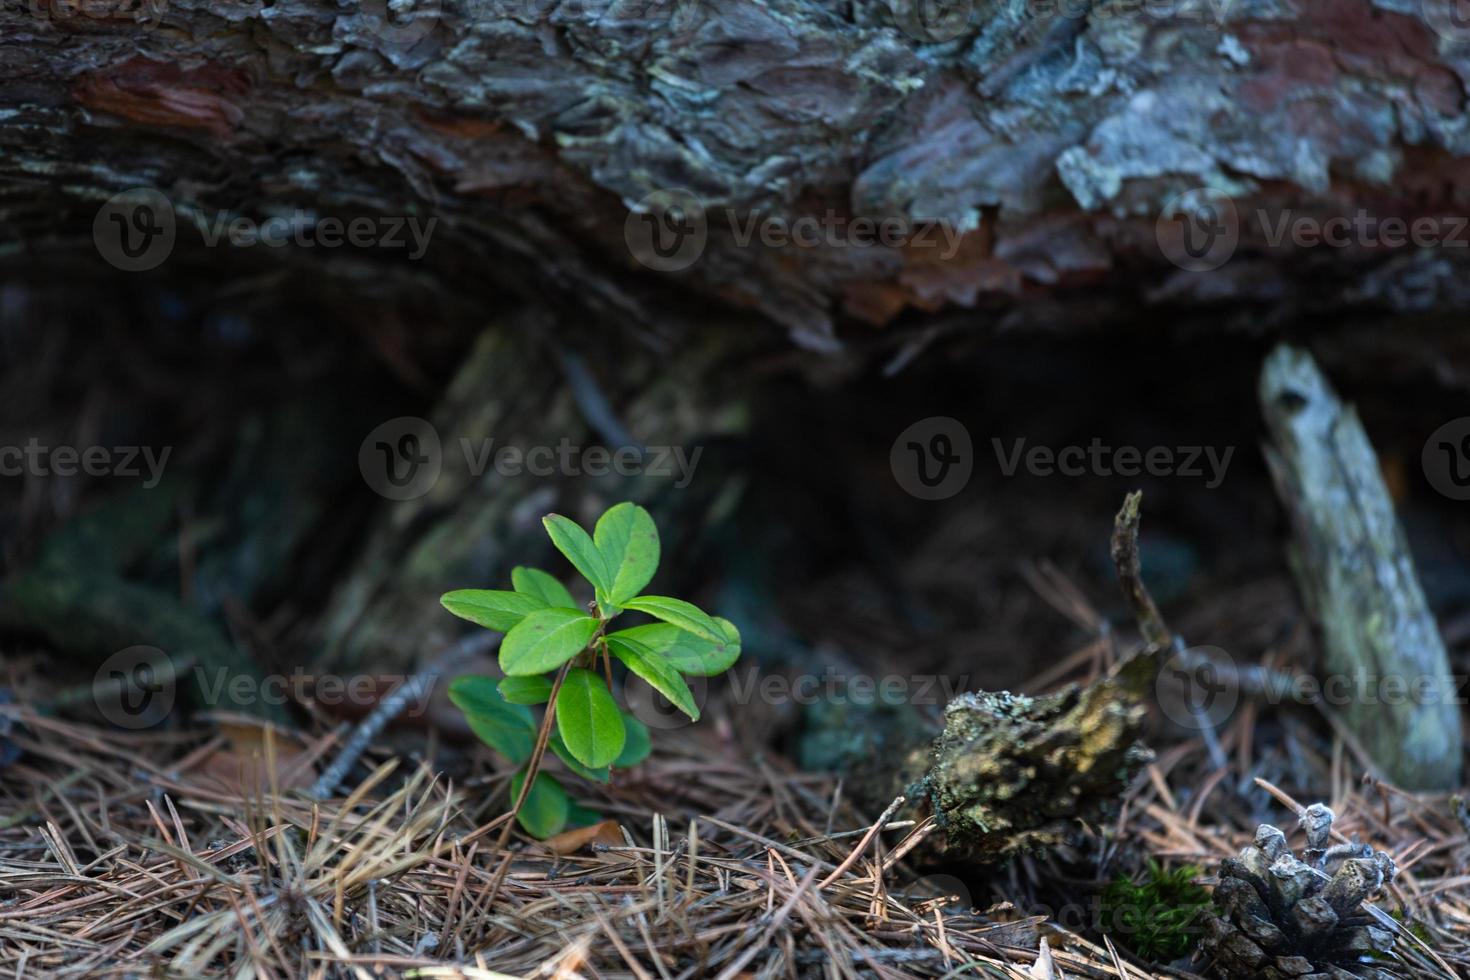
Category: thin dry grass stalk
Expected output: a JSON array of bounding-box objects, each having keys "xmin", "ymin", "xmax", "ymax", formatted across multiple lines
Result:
[
  {"xmin": 0, "ymin": 705, "xmax": 1064, "ymax": 978},
  {"xmin": 0, "ymin": 682, "xmax": 1466, "ymax": 979}
]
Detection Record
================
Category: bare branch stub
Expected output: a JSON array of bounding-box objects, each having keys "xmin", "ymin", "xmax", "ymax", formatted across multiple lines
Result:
[{"xmin": 1109, "ymin": 490, "xmax": 1173, "ymax": 651}]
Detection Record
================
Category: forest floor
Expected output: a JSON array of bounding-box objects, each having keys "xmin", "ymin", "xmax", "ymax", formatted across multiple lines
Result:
[
  {"xmin": 2, "ymin": 328, "xmax": 1468, "ymax": 977},
  {"xmin": 1, "ymin": 619, "xmax": 1467, "ymax": 978}
]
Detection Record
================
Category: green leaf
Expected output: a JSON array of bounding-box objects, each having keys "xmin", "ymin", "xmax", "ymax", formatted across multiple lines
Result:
[
  {"xmin": 554, "ymin": 668, "xmax": 626, "ymax": 769},
  {"xmin": 447, "ymin": 676, "xmax": 536, "ymax": 763},
  {"xmin": 510, "ymin": 769, "xmax": 569, "ymax": 839},
  {"xmin": 499, "ymin": 608, "xmax": 599, "ymax": 676},
  {"xmin": 566, "ymin": 802, "xmax": 604, "ymax": 828},
  {"xmin": 441, "ymin": 589, "xmax": 547, "ymax": 633},
  {"xmin": 615, "ymin": 712, "xmax": 651, "ymax": 767},
  {"xmin": 668, "ymin": 616, "xmax": 741, "ymax": 676},
  {"xmin": 608, "ymin": 619, "xmax": 740, "ymax": 676},
  {"xmin": 550, "ymin": 731, "xmax": 611, "ymax": 783},
  {"xmin": 511, "ymin": 566, "xmax": 579, "ymax": 610},
  {"xmin": 714, "ymin": 616, "xmax": 741, "ymax": 646},
  {"xmin": 607, "ymin": 634, "xmax": 699, "ymax": 721},
  {"xmin": 542, "ymin": 514, "xmax": 610, "ymax": 595},
  {"xmin": 463, "ymin": 714, "xmax": 534, "ymax": 765},
  {"xmin": 622, "ymin": 595, "xmax": 724, "ymax": 643},
  {"xmin": 593, "ymin": 503, "xmax": 661, "ymax": 605},
  {"xmin": 496, "ymin": 675, "xmax": 554, "ymax": 705},
  {"xmin": 447, "ymin": 675, "xmax": 521, "ymax": 717}
]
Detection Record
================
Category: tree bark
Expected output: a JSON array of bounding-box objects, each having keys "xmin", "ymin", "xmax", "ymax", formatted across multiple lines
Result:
[{"xmin": 8, "ymin": 0, "xmax": 1470, "ymax": 351}]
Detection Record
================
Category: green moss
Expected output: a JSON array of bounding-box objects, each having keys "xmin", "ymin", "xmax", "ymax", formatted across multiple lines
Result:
[{"xmin": 1100, "ymin": 860, "xmax": 1210, "ymax": 963}]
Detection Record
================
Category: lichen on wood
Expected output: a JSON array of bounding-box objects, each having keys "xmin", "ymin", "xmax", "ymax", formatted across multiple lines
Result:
[
  {"xmin": 817, "ymin": 497, "xmax": 1163, "ymax": 863},
  {"xmin": 922, "ymin": 678, "xmax": 1153, "ymax": 861}
]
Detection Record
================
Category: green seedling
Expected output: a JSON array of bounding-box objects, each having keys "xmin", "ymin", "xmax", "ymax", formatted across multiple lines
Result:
[{"xmin": 443, "ymin": 502, "xmax": 741, "ymax": 838}]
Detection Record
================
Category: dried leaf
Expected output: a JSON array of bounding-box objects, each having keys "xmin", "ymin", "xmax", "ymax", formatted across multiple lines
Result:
[
  {"xmin": 542, "ymin": 819, "xmax": 623, "ymax": 856},
  {"xmin": 192, "ymin": 714, "xmax": 315, "ymax": 795}
]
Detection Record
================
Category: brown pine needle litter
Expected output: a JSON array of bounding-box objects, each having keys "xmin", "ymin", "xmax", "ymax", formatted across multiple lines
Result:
[{"xmin": 0, "ymin": 699, "xmax": 1467, "ymax": 978}]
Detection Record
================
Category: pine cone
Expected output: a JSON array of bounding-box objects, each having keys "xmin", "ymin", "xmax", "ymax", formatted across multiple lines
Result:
[{"xmin": 1203, "ymin": 804, "xmax": 1400, "ymax": 979}]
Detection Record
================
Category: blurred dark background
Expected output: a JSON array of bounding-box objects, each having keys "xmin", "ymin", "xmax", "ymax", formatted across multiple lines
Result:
[{"xmin": 3, "ymin": 290, "xmax": 1470, "ymax": 766}]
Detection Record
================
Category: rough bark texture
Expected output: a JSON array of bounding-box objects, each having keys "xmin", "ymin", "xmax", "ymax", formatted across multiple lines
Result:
[
  {"xmin": 9, "ymin": 0, "xmax": 1470, "ymax": 350},
  {"xmin": 818, "ymin": 653, "xmax": 1155, "ymax": 864},
  {"xmin": 1260, "ymin": 344, "xmax": 1463, "ymax": 790},
  {"xmin": 924, "ymin": 677, "xmax": 1153, "ymax": 861}
]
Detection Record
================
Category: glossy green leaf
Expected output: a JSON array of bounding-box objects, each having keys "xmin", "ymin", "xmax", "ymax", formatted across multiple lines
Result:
[
  {"xmin": 593, "ymin": 503, "xmax": 660, "ymax": 605},
  {"xmin": 607, "ymin": 634, "xmax": 699, "ymax": 721},
  {"xmin": 447, "ymin": 676, "xmax": 536, "ymax": 763},
  {"xmin": 550, "ymin": 731, "xmax": 611, "ymax": 783},
  {"xmin": 510, "ymin": 769, "xmax": 570, "ymax": 839},
  {"xmin": 615, "ymin": 712, "xmax": 651, "ymax": 767},
  {"xmin": 441, "ymin": 589, "xmax": 546, "ymax": 633},
  {"xmin": 496, "ymin": 675, "xmax": 554, "ymax": 705},
  {"xmin": 566, "ymin": 802, "xmax": 604, "ymax": 828},
  {"xmin": 554, "ymin": 668, "xmax": 625, "ymax": 769},
  {"xmin": 622, "ymin": 595, "xmax": 724, "ymax": 643},
  {"xmin": 542, "ymin": 514, "xmax": 610, "ymax": 595},
  {"xmin": 499, "ymin": 608, "xmax": 599, "ymax": 676},
  {"xmin": 511, "ymin": 566, "xmax": 579, "ymax": 610},
  {"xmin": 667, "ymin": 616, "xmax": 741, "ymax": 676},
  {"xmin": 608, "ymin": 619, "xmax": 740, "ymax": 676}
]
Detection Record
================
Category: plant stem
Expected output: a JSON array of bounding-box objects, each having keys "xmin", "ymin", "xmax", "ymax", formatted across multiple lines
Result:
[
  {"xmin": 589, "ymin": 614, "xmax": 614, "ymax": 695},
  {"xmin": 494, "ymin": 660, "xmax": 572, "ymax": 851}
]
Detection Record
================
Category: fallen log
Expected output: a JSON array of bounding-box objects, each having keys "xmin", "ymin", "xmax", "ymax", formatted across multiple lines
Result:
[{"xmin": 9, "ymin": 0, "xmax": 1470, "ymax": 353}]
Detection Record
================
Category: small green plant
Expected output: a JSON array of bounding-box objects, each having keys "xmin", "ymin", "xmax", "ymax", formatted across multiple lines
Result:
[
  {"xmin": 442, "ymin": 502, "xmax": 740, "ymax": 838},
  {"xmin": 1100, "ymin": 860, "xmax": 1210, "ymax": 963}
]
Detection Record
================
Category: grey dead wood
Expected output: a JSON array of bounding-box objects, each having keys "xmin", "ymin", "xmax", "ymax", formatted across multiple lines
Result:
[{"xmin": 1259, "ymin": 344, "xmax": 1462, "ymax": 790}]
